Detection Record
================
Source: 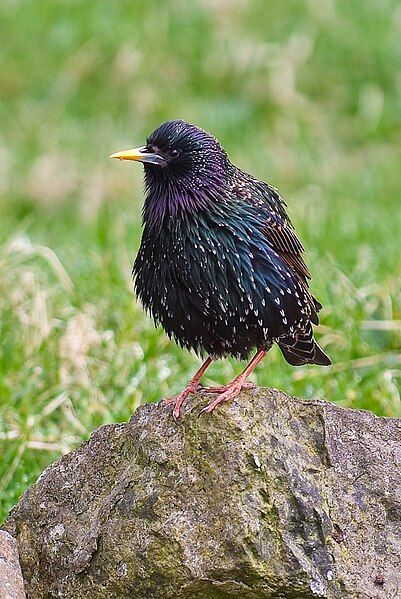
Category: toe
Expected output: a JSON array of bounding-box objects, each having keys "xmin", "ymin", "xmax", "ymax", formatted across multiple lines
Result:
[
  {"xmin": 199, "ymin": 391, "xmax": 230, "ymax": 415},
  {"xmin": 199, "ymin": 381, "xmax": 246, "ymax": 415},
  {"xmin": 172, "ymin": 405, "xmax": 182, "ymax": 420},
  {"xmin": 202, "ymin": 385, "xmax": 228, "ymax": 394},
  {"xmin": 162, "ymin": 397, "xmax": 175, "ymax": 406}
]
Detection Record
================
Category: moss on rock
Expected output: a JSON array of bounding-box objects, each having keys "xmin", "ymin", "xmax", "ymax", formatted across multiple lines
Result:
[{"xmin": 4, "ymin": 388, "xmax": 401, "ymax": 598}]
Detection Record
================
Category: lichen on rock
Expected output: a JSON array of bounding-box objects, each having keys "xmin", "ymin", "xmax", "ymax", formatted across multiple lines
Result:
[{"xmin": 4, "ymin": 388, "xmax": 401, "ymax": 598}]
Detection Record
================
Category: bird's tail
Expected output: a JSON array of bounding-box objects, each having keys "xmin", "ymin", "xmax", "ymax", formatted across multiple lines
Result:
[{"xmin": 278, "ymin": 325, "xmax": 331, "ymax": 366}]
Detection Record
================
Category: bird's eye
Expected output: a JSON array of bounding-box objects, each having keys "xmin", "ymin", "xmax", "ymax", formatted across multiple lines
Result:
[{"xmin": 170, "ymin": 149, "xmax": 180, "ymax": 158}]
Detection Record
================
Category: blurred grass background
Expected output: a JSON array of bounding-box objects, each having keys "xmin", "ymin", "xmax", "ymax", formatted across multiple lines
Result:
[{"xmin": 1, "ymin": 0, "xmax": 401, "ymax": 520}]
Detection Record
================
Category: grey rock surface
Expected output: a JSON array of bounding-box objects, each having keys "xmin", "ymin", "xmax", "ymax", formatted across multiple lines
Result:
[
  {"xmin": 0, "ymin": 530, "xmax": 26, "ymax": 599},
  {"xmin": 4, "ymin": 388, "xmax": 401, "ymax": 598}
]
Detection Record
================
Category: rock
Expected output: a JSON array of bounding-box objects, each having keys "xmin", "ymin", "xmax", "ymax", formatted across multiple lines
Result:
[
  {"xmin": 0, "ymin": 530, "xmax": 26, "ymax": 599},
  {"xmin": 4, "ymin": 388, "xmax": 401, "ymax": 598}
]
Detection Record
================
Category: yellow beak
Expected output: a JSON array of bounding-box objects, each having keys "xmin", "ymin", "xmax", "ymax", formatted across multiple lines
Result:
[{"xmin": 109, "ymin": 146, "xmax": 165, "ymax": 166}]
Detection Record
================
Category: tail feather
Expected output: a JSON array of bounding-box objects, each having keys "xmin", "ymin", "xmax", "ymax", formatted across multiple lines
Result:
[
  {"xmin": 278, "ymin": 325, "xmax": 331, "ymax": 366},
  {"xmin": 312, "ymin": 295, "xmax": 323, "ymax": 313}
]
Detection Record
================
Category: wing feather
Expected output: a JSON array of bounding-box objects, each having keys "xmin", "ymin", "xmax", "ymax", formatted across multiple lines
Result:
[{"xmin": 231, "ymin": 173, "xmax": 312, "ymax": 282}]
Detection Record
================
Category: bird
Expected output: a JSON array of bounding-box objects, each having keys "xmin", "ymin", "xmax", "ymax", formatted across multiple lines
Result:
[{"xmin": 110, "ymin": 120, "xmax": 331, "ymax": 418}]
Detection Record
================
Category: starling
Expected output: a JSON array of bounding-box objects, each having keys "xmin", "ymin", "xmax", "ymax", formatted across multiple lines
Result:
[{"xmin": 110, "ymin": 120, "xmax": 331, "ymax": 417}]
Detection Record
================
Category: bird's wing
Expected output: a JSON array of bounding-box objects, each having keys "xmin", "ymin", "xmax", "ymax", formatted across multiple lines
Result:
[
  {"xmin": 262, "ymin": 211, "xmax": 312, "ymax": 281},
  {"xmin": 231, "ymin": 174, "xmax": 312, "ymax": 282}
]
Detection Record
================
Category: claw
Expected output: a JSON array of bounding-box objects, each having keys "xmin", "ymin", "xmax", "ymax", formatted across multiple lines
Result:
[
  {"xmin": 199, "ymin": 381, "xmax": 245, "ymax": 415},
  {"xmin": 162, "ymin": 382, "xmax": 202, "ymax": 419}
]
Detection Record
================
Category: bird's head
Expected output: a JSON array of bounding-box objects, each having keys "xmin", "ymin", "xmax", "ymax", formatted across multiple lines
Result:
[{"xmin": 110, "ymin": 120, "xmax": 228, "ymax": 193}]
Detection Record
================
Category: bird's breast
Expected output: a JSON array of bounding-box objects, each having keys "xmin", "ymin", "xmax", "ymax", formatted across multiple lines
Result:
[{"xmin": 133, "ymin": 214, "xmax": 314, "ymax": 357}]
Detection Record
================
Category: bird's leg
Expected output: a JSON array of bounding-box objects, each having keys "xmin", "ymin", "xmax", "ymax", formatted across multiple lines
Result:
[
  {"xmin": 162, "ymin": 356, "xmax": 213, "ymax": 419},
  {"xmin": 199, "ymin": 349, "xmax": 267, "ymax": 415}
]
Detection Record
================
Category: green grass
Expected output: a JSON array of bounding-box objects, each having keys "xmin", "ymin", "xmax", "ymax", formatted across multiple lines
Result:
[{"xmin": 1, "ymin": 0, "xmax": 401, "ymax": 521}]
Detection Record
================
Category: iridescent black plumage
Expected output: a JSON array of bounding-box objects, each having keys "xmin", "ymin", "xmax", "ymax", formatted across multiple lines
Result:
[{"xmin": 131, "ymin": 120, "xmax": 330, "ymax": 367}]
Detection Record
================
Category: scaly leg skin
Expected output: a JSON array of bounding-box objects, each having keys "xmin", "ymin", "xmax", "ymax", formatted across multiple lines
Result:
[
  {"xmin": 199, "ymin": 349, "xmax": 267, "ymax": 415},
  {"xmin": 202, "ymin": 381, "xmax": 256, "ymax": 394},
  {"xmin": 162, "ymin": 356, "xmax": 213, "ymax": 419}
]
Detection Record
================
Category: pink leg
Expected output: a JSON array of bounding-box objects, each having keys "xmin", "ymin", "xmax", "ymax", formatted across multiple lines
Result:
[
  {"xmin": 199, "ymin": 349, "xmax": 267, "ymax": 415},
  {"xmin": 163, "ymin": 356, "xmax": 213, "ymax": 419}
]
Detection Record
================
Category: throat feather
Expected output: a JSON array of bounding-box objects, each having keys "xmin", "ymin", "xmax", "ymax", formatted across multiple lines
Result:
[{"xmin": 143, "ymin": 183, "xmax": 219, "ymax": 229}]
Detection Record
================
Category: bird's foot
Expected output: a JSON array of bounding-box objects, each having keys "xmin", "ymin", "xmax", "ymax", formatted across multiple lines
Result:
[
  {"xmin": 162, "ymin": 381, "xmax": 202, "ymax": 419},
  {"xmin": 199, "ymin": 379, "xmax": 253, "ymax": 415},
  {"xmin": 202, "ymin": 381, "xmax": 255, "ymax": 394}
]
